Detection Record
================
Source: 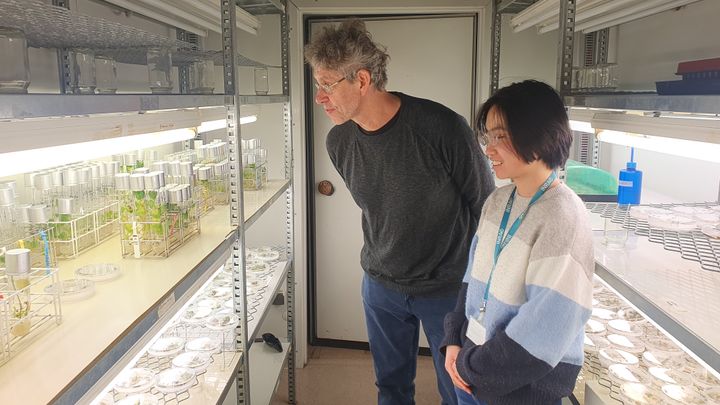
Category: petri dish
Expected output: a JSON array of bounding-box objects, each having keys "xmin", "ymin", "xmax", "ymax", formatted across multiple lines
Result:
[
  {"xmin": 594, "ymin": 292, "xmax": 623, "ymax": 309},
  {"xmin": 670, "ymin": 206, "xmax": 698, "ymax": 217},
  {"xmin": 705, "ymin": 388, "xmax": 720, "ymax": 403},
  {"xmin": 584, "ymin": 334, "xmax": 610, "ymax": 354},
  {"xmin": 629, "ymin": 206, "xmax": 671, "ymax": 220},
  {"xmin": 642, "ymin": 350, "xmax": 684, "ymax": 369},
  {"xmin": 608, "ymin": 319, "xmax": 643, "ymax": 336},
  {"xmin": 648, "ymin": 367, "xmax": 693, "ymax": 387},
  {"xmin": 206, "ymin": 312, "xmax": 239, "ymax": 331},
  {"xmin": 148, "ymin": 336, "xmax": 185, "ymax": 357},
  {"xmin": 645, "ymin": 336, "xmax": 683, "ymax": 355},
  {"xmin": 585, "ymin": 319, "xmax": 606, "ymax": 334},
  {"xmin": 206, "ymin": 286, "xmax": 233, "ymax": 299},
  {"xmin": 690, "ymin": 366, "xmax": 720, "ymax": 389},
  {"xmin": 75, "ymin": 263, "xmax": 121, "ymax": 282},
  {"xmin": 647, "ymin": 213, "xmax": 696, "ymax": 232},
  {"xmin": 186, "ymin": 337, "xmax": 222, "ymax": 354},
  {"xmin": 599, "ymin": 348, "xmax": 638, "ymax": 368},
  {"xmin": 195, "ymin": 298, "xmax": 223, "ymax": 311},
  {"xmin": 246, "ymin": 260, "xmax": 270, "ymax": 274},
  {"xmin": 695, "ymin": 212, "xmax": 720, "ymax": 226},
  {"xmin": 155, "ymin": 367, "xmax": 196, "ymax": 394},
  {"xmin": 702, "ymin": 225, "xmax": 720, "ymax": 239},
  {"xmin": 172, "ymin": 351, "xmax": 212, "ymax": 373},
  {"xmin": 620, "ymin": 382, "xmax": 665, "ymax": 405},
  {"xmin": 115, "ymin": 393, "xmax": 159, "ymax": 405},
  {"xmin": 113, "ymin": 368, "xmax": 156, "ymax": 394},
  {"xmin": 591, "ymin": 307, "xmax": 615, "ymax": 321},
  {"xmin": 607, "ymin": 334, "xmax": 645, "ymax": 354},
  {"xmin": 181, "ymin": 306, "xmax": 213, "ymax": 324},
  {"xmin": 661, "ymin": 384, "xmax": 706, "ymax": 404},
  {"xmin": 44, "ymin": 278, "xmax": 95, "ymax": 302},
  {"xmin": 609, "ymin": 364, "xmax": 650, "ymax": 385},
  {"xmin": 617, "ymin": 307, "xmax": 647, "ymax": 323}
]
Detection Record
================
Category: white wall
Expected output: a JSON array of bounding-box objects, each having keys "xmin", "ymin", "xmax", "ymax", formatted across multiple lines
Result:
[{"xmin": 496, "ymin": 14, "xmax": 558, "ymax": 88}]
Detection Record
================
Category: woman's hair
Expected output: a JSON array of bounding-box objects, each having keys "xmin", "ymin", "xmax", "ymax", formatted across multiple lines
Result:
[
  {"xmin": 304, "ymin": 19, "xmax": 390, "ymax": 90},
  {"xmin": 477, "ymin": 80, "xmax": 572, "ymax": 169}
]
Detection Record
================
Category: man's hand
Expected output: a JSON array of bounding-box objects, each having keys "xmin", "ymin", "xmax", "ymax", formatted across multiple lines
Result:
[{"xmin": 444, "ymin": 345, "xmax": 472, "ymax": 394}]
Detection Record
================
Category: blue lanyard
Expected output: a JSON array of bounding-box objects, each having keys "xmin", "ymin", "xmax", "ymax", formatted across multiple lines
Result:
[{"xmin": 481, "ymin": 171, "xmax": 557, "ymax": 309}]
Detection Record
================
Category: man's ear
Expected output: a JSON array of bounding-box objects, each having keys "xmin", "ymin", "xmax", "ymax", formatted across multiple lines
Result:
[{"xmin": 356, "ymin": 69, "xmax": 372, "ymax": 95}]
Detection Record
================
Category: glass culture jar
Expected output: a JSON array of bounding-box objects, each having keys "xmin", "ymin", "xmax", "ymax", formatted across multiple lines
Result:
[
  {"xmin": 95, "ymin": 55, "xmax": 118, "ymax": 94},
  {"xmin": 147, "ymin": 47, "xmax": 173, "ymax": 94},
  {"xmin": 188, "ymin": 58, "xmax": 215, "ymax": 94},
  {"xmin": 70, "ymin": 50, "xmax": 97, "ymax": 94},
  {"xmin": 0, "ymin": 27, "xmax": 31, "ymax": 94}
]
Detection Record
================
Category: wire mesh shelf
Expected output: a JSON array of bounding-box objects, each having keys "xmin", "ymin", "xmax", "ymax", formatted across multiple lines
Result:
[{"xmin": 587, "ymin": 202, "xmax": 720, "ymax": 272}]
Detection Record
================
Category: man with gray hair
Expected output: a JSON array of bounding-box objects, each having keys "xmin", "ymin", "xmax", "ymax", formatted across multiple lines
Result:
[{"xmin": 305, "ymin": 19, "xmax": 495, "ymax": 405}]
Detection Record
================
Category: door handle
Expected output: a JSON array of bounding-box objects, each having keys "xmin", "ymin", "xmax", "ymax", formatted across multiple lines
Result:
[{"xmin": 318, "ymin": 180, "xmax": 334, "ymax": 196}]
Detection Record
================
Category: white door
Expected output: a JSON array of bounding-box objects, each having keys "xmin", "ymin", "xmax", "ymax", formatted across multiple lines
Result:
[{"xmin": 311, "ymin": 15, "xmax": 478, "ymax": 345}]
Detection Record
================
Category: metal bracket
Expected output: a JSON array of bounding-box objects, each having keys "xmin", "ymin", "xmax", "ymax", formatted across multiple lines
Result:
[{"xmin": 557, "ymin": 0, "xmax": 577, "ymax": 94}]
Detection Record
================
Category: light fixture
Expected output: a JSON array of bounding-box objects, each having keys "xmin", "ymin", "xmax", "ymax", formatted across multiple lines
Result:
[
  {"xmin": 596, "ymin": 129, "xmax": 720, "ymax": 163},
  {"xmin": 107, "ymin": 0, "xmax": 261, "ymax": 36},
  {"xmin": 570, "ymin": 120, "xmax": 594, "ymax": 133},
  {"xmin": 0, "ymin": 128, "xmax": 196, "ymax": 177},
  {"xmin": 536, "ymin": 0, "xmax": 637, "ymax": 34},
  {"xmin": 197, "ymin": 115, "xmax": 257, "ymax": 133},
  {"xmin": 591, "ymin": 112, "xmax": 720, "ymax": 145},
  {"xmin": 577, "ymin": 0, "xmax": 701, "ymax": 33},
  {"xmin": 568, "ymin": 107, "xmax": 598, "ymax": 133}
]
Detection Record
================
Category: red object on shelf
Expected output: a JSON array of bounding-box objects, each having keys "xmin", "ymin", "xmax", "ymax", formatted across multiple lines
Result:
[{"xmin": 676, "ymin": 57, "xmax": 720, "ymax": 74}]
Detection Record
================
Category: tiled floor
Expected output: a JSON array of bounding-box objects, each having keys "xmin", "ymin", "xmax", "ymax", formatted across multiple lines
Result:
[{"xmin": 271, "ymin": 346, "xmax": 442, "ymax": 405}]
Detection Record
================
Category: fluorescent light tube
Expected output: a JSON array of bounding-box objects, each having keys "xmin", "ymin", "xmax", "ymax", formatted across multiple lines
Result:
[
  {"xmin": 570, "ymin": 120, "xmax": 594, "ymax": 133},
  {"xmin": 103, "ymin": 0, "xmax": 208, "ymax": 37},
  {"xmin": 596, "ymin": 129, "xmax": 720, "ymax": 163},
  {"xmin": 537, "ymin": 0, "xmax": 638, "ymax": 34},
  {"xmin": 0, "ymin": 128, "xmax": 196, "ymax": 177},
  {"xmin": 197, "ymin": 115, "xmax": 257, "ymax": 133},
  {"xmin": 591, "ymin": 112, "xmax": 720, "ymax": 145},
  {"xmin": 579, "ymin": 0, "xmax": 700, "ymax": 33}
]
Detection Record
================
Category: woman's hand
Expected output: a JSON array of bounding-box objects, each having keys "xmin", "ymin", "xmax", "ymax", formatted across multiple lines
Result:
[{"xmin": 444, "ymin": 345, "xmax": 472, "ymax": 394}]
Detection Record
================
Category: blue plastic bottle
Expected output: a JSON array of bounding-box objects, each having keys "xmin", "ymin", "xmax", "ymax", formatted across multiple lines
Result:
[{"xmin": 617, "ymin": 148, "xmax": 643, "ymax": 205}]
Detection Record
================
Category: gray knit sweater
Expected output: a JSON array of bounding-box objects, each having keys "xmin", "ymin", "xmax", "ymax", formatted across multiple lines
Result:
[{"xmin": 326, "ymin": 92, "xmax": 496, "ymax": 297}]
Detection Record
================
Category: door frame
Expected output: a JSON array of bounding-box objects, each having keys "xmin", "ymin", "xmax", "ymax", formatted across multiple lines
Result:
[{"xmin": 302, "ymin": 10, "xmax": 485, "ymax": 350}]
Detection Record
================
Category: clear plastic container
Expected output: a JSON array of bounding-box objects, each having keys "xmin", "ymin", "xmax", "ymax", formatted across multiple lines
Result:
[
  {"xmin": 194, "ymin": 297, "xmax": 223, "ymax": 311},
  {"xmin": 647, "ymin": 213, "xmax": 696, "ymax": 232},
  {"xmin": 609, "ymin": 364, "xmax": 650, "ymax": 385},
  {"xmin": 70, "ymin": 50, "xmax": 97, "ymax": 94},
  {"xmin": 155, "ymin": 367, "xmax": 196, "ymax": 394},
  {"xmin": 628, "ymin": 206, "xmax": 671, "ymax": 221},
  {"xmin": 181, "ymin": 306, "xmax": 213, "ymax": 324},
  {"xmin": 147, "ymin": 47, "xmax": 173, "ymax": 94},
  {"xmin": 206, "ymin": 312, "xmax": 239, "ymax": 331},
  {"xmin": 246, "ymin": 260, "xmax": 270, "ymax": 274},
  {"xmin": 702, "ymin": 224, "xmax": 720, "ymax": 239},
  {"xmin": 591, "ymin": 307, "xmax": 615, "ymax": 321},
  {"xmin": 206, "ymin": 286, "xmax": 232, "ymax": 299},
  {"xmin": 115, "ymin": 393, "xmax": 159, "ymax": 405},
  {"xmin": 172, "ymin": 351, "xmax": 212, "ymax": 373},
  {"xmin": 188, "ymin": 58, "xmax": 215, "ymax": 94},
  {"xmin": 607, "ymin": 334, "xmax": 645, "ymax": 354},
  {"xmin": 690, "ymin": 366, "xmax": 720, "ymax": 389},
  {"xmin": 44, "ymin": 278, "xmax": 95, "ymax": 302},
  {"xmin": 584, "ymin": 334, "xmax": 610, "ymax": 354},
  {"xmin": 608, "ymin": 319, "xmax": 643, "ymax": 336},
  {"xmin": 75, "ymin": 263, "xmax": 121, "ymax": 282},
  {"xmin": 598, "ymin": 348, "xmax": 638, "ymax": 368},
  {"xmin": 186, "ymin": 336, "xmax": 221, "ymax": 354},
  {"xmin": 585, "ymin": 319, "xmax": 606, "ymax": 334},
  {"xmin": 648, "ymin": 367, "xmax": 693, "ymax": 387},
  {"xmin": 642, "ymin": 350, "xmax": 685, "ymax": 369},
  {"xmin": 617, "ymin": 307, "xmax": 647, "ymax": 323},
  {"xmin": 620, "ymin": 382, "xmax": 666, "ymax": 405},
  {"xmin": 113, "ymin": 368, "xmax": 156, "ymax": 394},
  {"xmin": 661, "ymin": 384, "xmax": 707, "ymax": 404},
  {"xmin": 147, "ymin": 336, "xmax": 185, "ymax": 357}
]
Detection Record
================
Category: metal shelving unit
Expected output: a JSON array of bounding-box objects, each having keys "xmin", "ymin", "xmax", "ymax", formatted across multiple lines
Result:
[{"xmin": 0, "ymin": 0, "xmax": 295, "ymax": 403}]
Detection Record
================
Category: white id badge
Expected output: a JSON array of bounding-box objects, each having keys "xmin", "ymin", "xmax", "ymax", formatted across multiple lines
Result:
[{"xmin": 465, "ymin": 313, "xmax": 487, "ymax": 345}]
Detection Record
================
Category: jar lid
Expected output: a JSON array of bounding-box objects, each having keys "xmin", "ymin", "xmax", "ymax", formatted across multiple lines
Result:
[
  {"xmin": 186, "ymin": 337, "xmax": 221, "ymax": 353},
  {"xmin": 608, "ymin": 334, "xmax": 645, "ymax": 354},
  {"xmin": 206, "ymin": 312, "xmax": 239, "ymax": 331},
  {"xmin": 171, "ymin": 352, "xmax": 212, "ymax": 373},
  {"xmin": 591, "ymin": 307, "xmax": 615, "ymax": 321},
  {"xmin": 5, "ymin": 248, "xmax": 31, "ymax": 275}
]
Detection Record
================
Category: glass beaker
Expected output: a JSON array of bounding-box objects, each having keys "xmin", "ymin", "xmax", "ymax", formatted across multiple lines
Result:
[
  {"xmin": 189, "ymin": 59, "xmax": 215, "ymax": 94},
  {"xmin": 147, "ymin": 47, "xmax": 173, "ymax": 94},
  {"xmin": 0, "ymin": 27, "xmax": 31, "ymax": 94},
  {"xmin": 70, "ymin": 50, "xmax": 97, "ymax": 94},
  {"xmin": 95, "ymin": 55, "xmax": 118, "ymax": 94},
  {"xmin": 254, "ymin": 67, "xmax": 269, "ymax": 95},
  {"xmin": 603, "ymin": 216, "xmax": 628, "ymax": 249}
]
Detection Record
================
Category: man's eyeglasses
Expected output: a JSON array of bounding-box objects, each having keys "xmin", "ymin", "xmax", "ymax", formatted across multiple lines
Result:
[
  {"xmin": 477, "ymin": 130, "xmax": 507, "ymax": 147},
  {"xmin": 314, "ymin": 77, "xmax": 346, "ymax": 94}
]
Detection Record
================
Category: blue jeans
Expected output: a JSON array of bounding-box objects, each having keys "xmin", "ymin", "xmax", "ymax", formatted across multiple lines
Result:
[
  {"xmin": 362, "ymin": 274, "xmax": 459, "ymax": 405},
  {"xmin": 455, "ymin": 387, "xmax": 563, "ymax": 405}
]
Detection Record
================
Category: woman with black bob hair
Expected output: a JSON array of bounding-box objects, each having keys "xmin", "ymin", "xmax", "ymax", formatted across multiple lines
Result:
[{"xmin": 441, "ymin": 80, "xmax": 595, "ymax": 405}]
